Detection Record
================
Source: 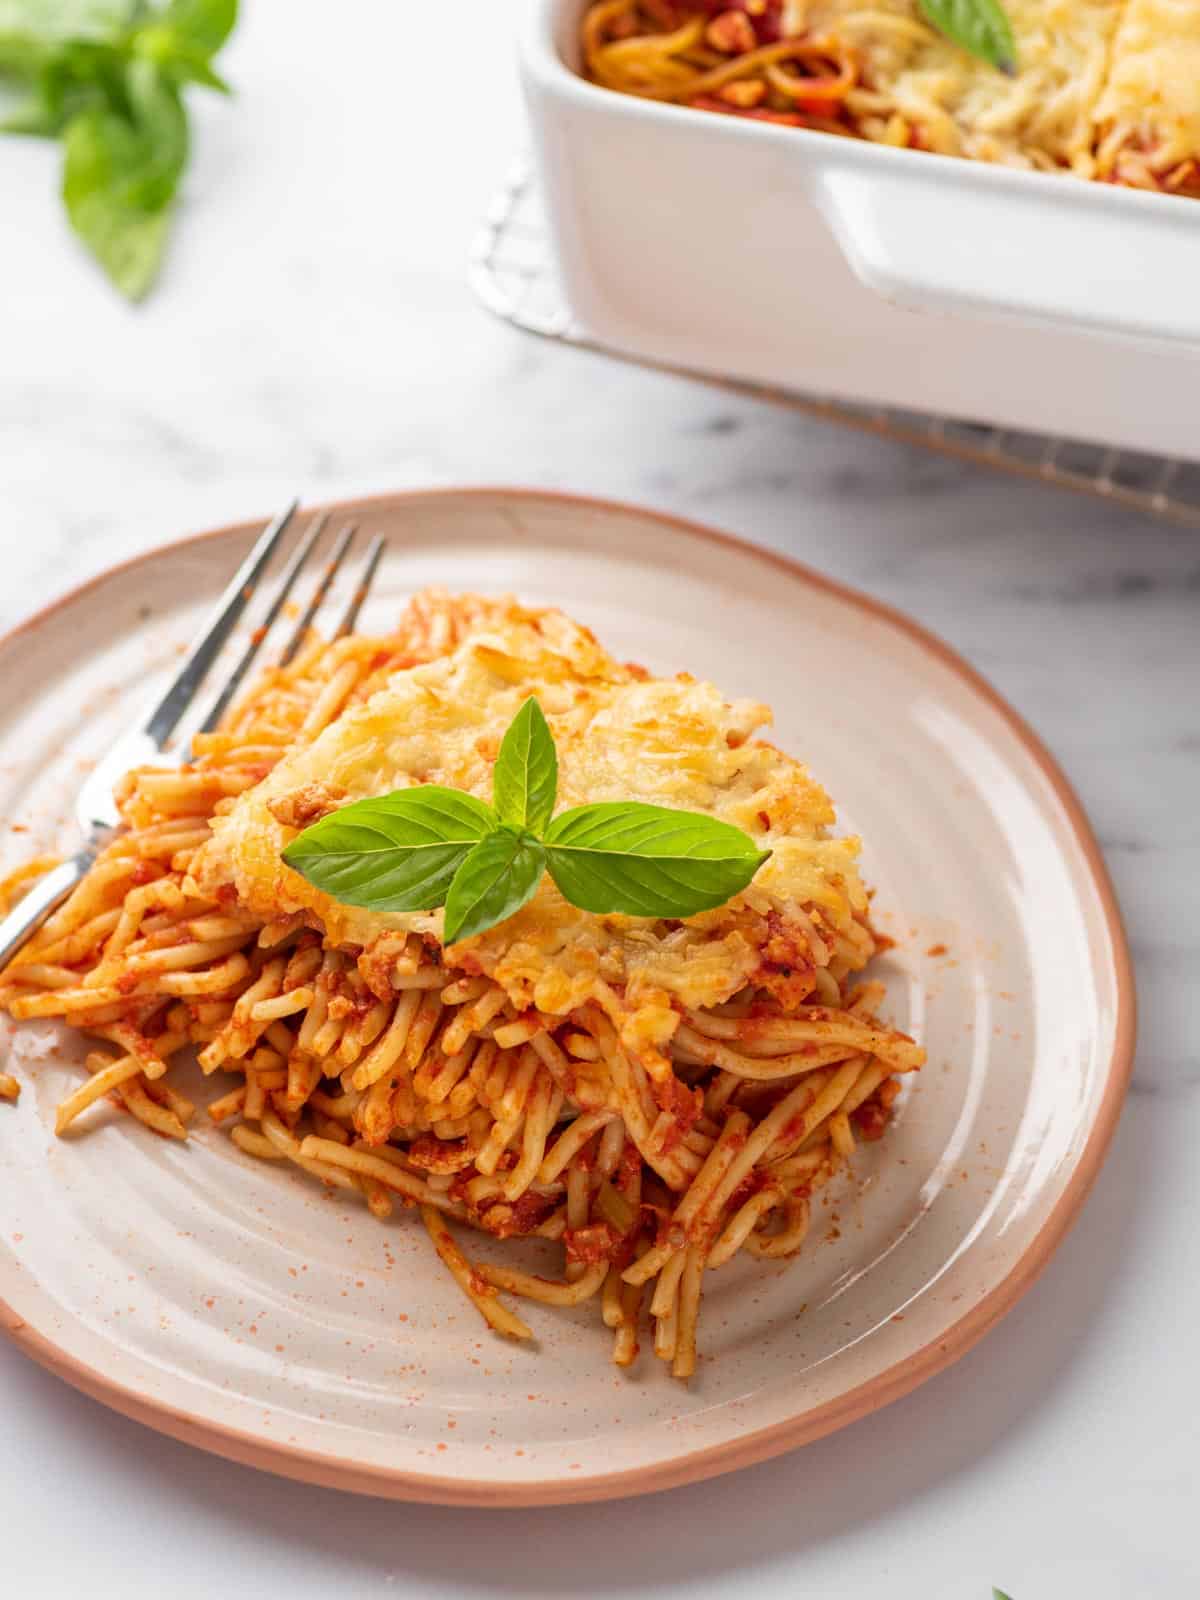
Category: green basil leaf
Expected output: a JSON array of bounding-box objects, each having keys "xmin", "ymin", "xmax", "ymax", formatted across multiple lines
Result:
[
  {"xmin": 0, "ymin": 70, "xmax": 82, "ymax": 135},
  {"xmin": 124, "ymin": 55, "xmax": 188, "ymax": 192},
  {"xmin": 0, "ymin": 0, "xmax": 134, "ymax": 60},
  {"xmin": 1, "ymin": 0, "xmax": 235, "ymax": 301},
  {"xmin": 0, "ymin": 39, "xmax": 116, "ymax": 131},
  {"xmin": 493, "ymin": 696, "xmax": 558, "ymax": 835},
  {"xmin": 58, "ymin": 56, "xmax": 189, "ymax": 298},
  {"xmin": 131, "ymin": 30, "xmax": 230, "ymax": 91},
  {"xmin": 132, "ymin": 0, "xmax": 237, "ymax": 89},
  {"xmin": 167, "ymin": 50, "xmax": 229, "ymax": 91},
  {"xmin": 918, "ymin": 0, "xmax": 1016, "ymax": 72},
  {"xmin": 0, "ymin": 30, "xmax": 53, "ymax": 78},
  {"xmin": 544, "ymin": 802, "xmax": 770, "ymax": 918},
  {"xmin": 160, "ymin": 0, "xmax": 237, "ymax": 55},
  {"xmin": 0, "ymin": 91, "xmax": 56, "ymax": 133},
  {"xmin": 281, "ymin": 787, "xmax": 498, "ymax": 913},
  {"xmin": 992, "ymin": 1591, "xmax": 1014, "ymax": 1600},
  {"xmin": 443, "ymin": 828, "xmax": 546, "ymax": 946},
  {"xmin": 62, "ymin": 103, "xmax": 178, "ymax": 298}
]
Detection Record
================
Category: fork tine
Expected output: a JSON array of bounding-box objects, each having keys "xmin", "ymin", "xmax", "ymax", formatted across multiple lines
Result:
[
  {"xmin": 188, "ymin": 511, "xmax": 331, "ymax": 745},
  {"xmin": 333, "ymin": 533, "xmax": 385, "ymax": 639},
  {"xmin": 276, "ymin": 523, "xmax": 358, "ymax": 667},
  {"xmin": 141, "ymin": 500, "xmax": 298, "ymax": 749}
]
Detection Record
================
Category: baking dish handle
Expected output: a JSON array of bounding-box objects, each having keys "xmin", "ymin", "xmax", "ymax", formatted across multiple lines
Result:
[{"xmin": 813, "ymin": 157, "xmax": 1200, "ymax": 347}]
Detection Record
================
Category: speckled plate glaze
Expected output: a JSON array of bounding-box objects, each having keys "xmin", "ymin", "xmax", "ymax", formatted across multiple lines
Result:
[{"xmin": 0, "ymin": 489, "xmax": 1134, "ymax": 1505}]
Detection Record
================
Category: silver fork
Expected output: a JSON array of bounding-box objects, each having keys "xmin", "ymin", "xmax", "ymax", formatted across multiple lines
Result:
[{"xmin": 0, "ymin": 503, "xmax": 386, "ymax": 970}]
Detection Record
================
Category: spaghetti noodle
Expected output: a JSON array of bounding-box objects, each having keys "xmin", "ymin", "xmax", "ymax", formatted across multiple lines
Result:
[
  {"xmin": 0, "ymin": 591, "xmax": 922, "ymax": 1379},
  {"xmin": 582, "ymin": 0, "xmax": 1200, "ymax": 196}
]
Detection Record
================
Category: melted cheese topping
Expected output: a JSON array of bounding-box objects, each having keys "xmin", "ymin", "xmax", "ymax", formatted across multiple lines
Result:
[
  {"xmin": 194, "ymin": 601, "xmax": 868, "ymax": 1028},
  {"xmin": 1093, "ymin": 0, "xmax": 1200, "ymax": 171},
  {"xmin": 784, "ymin": 0, "xmax": 1200, "ymax": 175},
  {"xmin": 787, "ymin": 0, "xmax": 1124, "ymax": 170}
]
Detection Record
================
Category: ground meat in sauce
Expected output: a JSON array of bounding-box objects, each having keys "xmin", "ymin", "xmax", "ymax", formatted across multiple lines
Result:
[
  {"xmin": 656, "ymin": 1079, "xmax": 703, "ymax": 1151},
  {"xmin": 268, "ymin": 781, "xmax": 347, "ymax": 830},
  {"xmin": 853, "ymin": 1081, "xmax": 900, "ymax": 1142},
  {"xmin": 405, "ymin": 1132, "xmax": 475, "ymax": 1174},
  {"xmin": 564, "ymin": 1221, "xmax": 622, "ymax": 1266},
  {"xmin": 475, "ymin": 1189, "xmax": 555, "ymax": 1238}
]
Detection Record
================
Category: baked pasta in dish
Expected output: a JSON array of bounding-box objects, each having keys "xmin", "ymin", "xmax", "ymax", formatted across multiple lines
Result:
[{"xmin": 582, "ymin": 0, "xmax": 1200, "ymax": 196}]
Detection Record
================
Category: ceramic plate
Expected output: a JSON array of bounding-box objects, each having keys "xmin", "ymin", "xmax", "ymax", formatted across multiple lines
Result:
[{"xmin": 0, "ymin": 489, "xmax": 1134, "ymax": 1505}]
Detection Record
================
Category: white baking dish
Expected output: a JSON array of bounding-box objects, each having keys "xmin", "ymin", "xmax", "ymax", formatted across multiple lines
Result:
[{"xmin": 521, "ymin": 0, "xmax": 1200, "ymax": 459}]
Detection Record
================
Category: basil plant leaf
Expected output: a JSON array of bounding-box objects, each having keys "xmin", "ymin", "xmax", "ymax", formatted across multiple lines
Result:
[
  {"xmin": 918, "ymin": 0, "xmax": 1017, "ymax": 72},
  {"xmin": 281, "ymin": 786, "xmax": 497, "ymax": 913},
  {"xmin": 130, "ymin": 28, "xmax": 231, "ymax": 92},
  {"xmin": 0, "ymin": 32, "xmax": 56, "ymax": 78},
  {"xmin": 1, "ymin": 39, "xmax": 118, "ymax": 137},
  {"xmin": 160, "ymin": 49, "xmax": 230, "ymax": 91},
  {"xmin": 1, "ymin": 36, "xmax": 127, "ymax": 137},
  {"xmin": 160, "ymin": 0, "xmax": 238, "ymax": 53},
  {"xmin": 133, "ymin": 0, "xmax": 238, "ymax": 90},
  {"xmin": 61, "ymin": 58, "xmax": 188, "ymax": 298},
  {"xmin": 1, "ymin": 0, "xmax": 236, "ymax": 301},
  {"xmin": 0, "ymin": 0, "xmax": 134, "ymax": 61},
  {"xmin": 124, "ymin": 55, "xmax": 188, "ymax": 194},
  {"xmin": 63, "ymin": 105, "xmax": 176, "ymax": 298},
  {"xmin": 492, "ymin": 696, "xmax": 557, "ymax": 835},
  {"xmin": 544, "ymin": 802, "xmax": 770, "ymax": 918},
  {"xmin": 1, "ymin": 82, "xmax": 71, "ymax": 136},
  {"xmin": 443, "ymin": 828, "xmax": 546, "ymax": 946}
]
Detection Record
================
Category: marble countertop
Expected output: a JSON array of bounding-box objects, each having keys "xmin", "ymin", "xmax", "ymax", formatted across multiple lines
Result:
[{"xmin": 1, "ymin": 3, "xmax": 1195, "ymax": 1596}]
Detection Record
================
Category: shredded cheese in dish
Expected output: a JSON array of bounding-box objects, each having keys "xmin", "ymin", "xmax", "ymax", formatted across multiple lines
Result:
[
  {"xmin": 583, "ymin": 0, "xmax": 1200, "ymax": 196},
  {"xmin": 1093, "ymin": 0, "xmax": 1200, "ymax": 181},
  {"xmin": 792, "ymin": 0, "xmax": 1123, "ymax": 171}
]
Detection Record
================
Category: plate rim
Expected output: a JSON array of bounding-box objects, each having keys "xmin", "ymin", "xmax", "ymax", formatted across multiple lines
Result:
[{"xmin": 0, "ymin": 485, "xmax": 1136, "ymax": 1506}]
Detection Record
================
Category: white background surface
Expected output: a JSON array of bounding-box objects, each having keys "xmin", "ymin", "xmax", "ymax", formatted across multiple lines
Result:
[{"xmin": 0, "ymin": 3, "xmax": 1196, "ymax": 1596}]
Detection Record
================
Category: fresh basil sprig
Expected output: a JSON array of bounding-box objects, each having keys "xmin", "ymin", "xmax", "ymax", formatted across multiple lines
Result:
[
  {"xmin": 492, "ymin": 695, "xmax": 558, "ymax": 835},
  {"xmin": 543, "ymin": 801, "xmax": 768, "ymax": 918},
  {"xmin": 281, "ymin": 697, "xmax": 771, "ymax": 946},
  {"xmin": 443, "ymin": 826, "xmax": 547, "ymax": 946},
  {"xmin": 280, "ymin": 787, "xmax": 497, "ymax": 915},
  {"xmin": 0, "ymin": 0, "xmax": 238, "ymax": 299},
  {"xmin": 918, "ymin": 0, "xmax": 1017, "ymax": 73}
]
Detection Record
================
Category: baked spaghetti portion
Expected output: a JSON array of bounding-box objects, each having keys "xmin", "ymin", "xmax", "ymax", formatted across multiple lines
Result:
[
  {"xmin": 0, "ymin": 591, "xmax": 923, "ymax": 1378},
  {"xmin": 582, "ymin": 0, "xmax": 1200, "ymax": 196}
]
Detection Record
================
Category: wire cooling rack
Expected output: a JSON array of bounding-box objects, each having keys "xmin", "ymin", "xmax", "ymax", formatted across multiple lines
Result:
[{"xmin": 471, "ymin": 162, "xmax": 1200, "ymax": 530}]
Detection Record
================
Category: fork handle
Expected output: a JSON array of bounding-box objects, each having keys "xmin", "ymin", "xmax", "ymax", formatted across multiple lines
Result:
[{"xmin": 0, "ymin": 851, "xmax": 96, "ymax": 972}]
